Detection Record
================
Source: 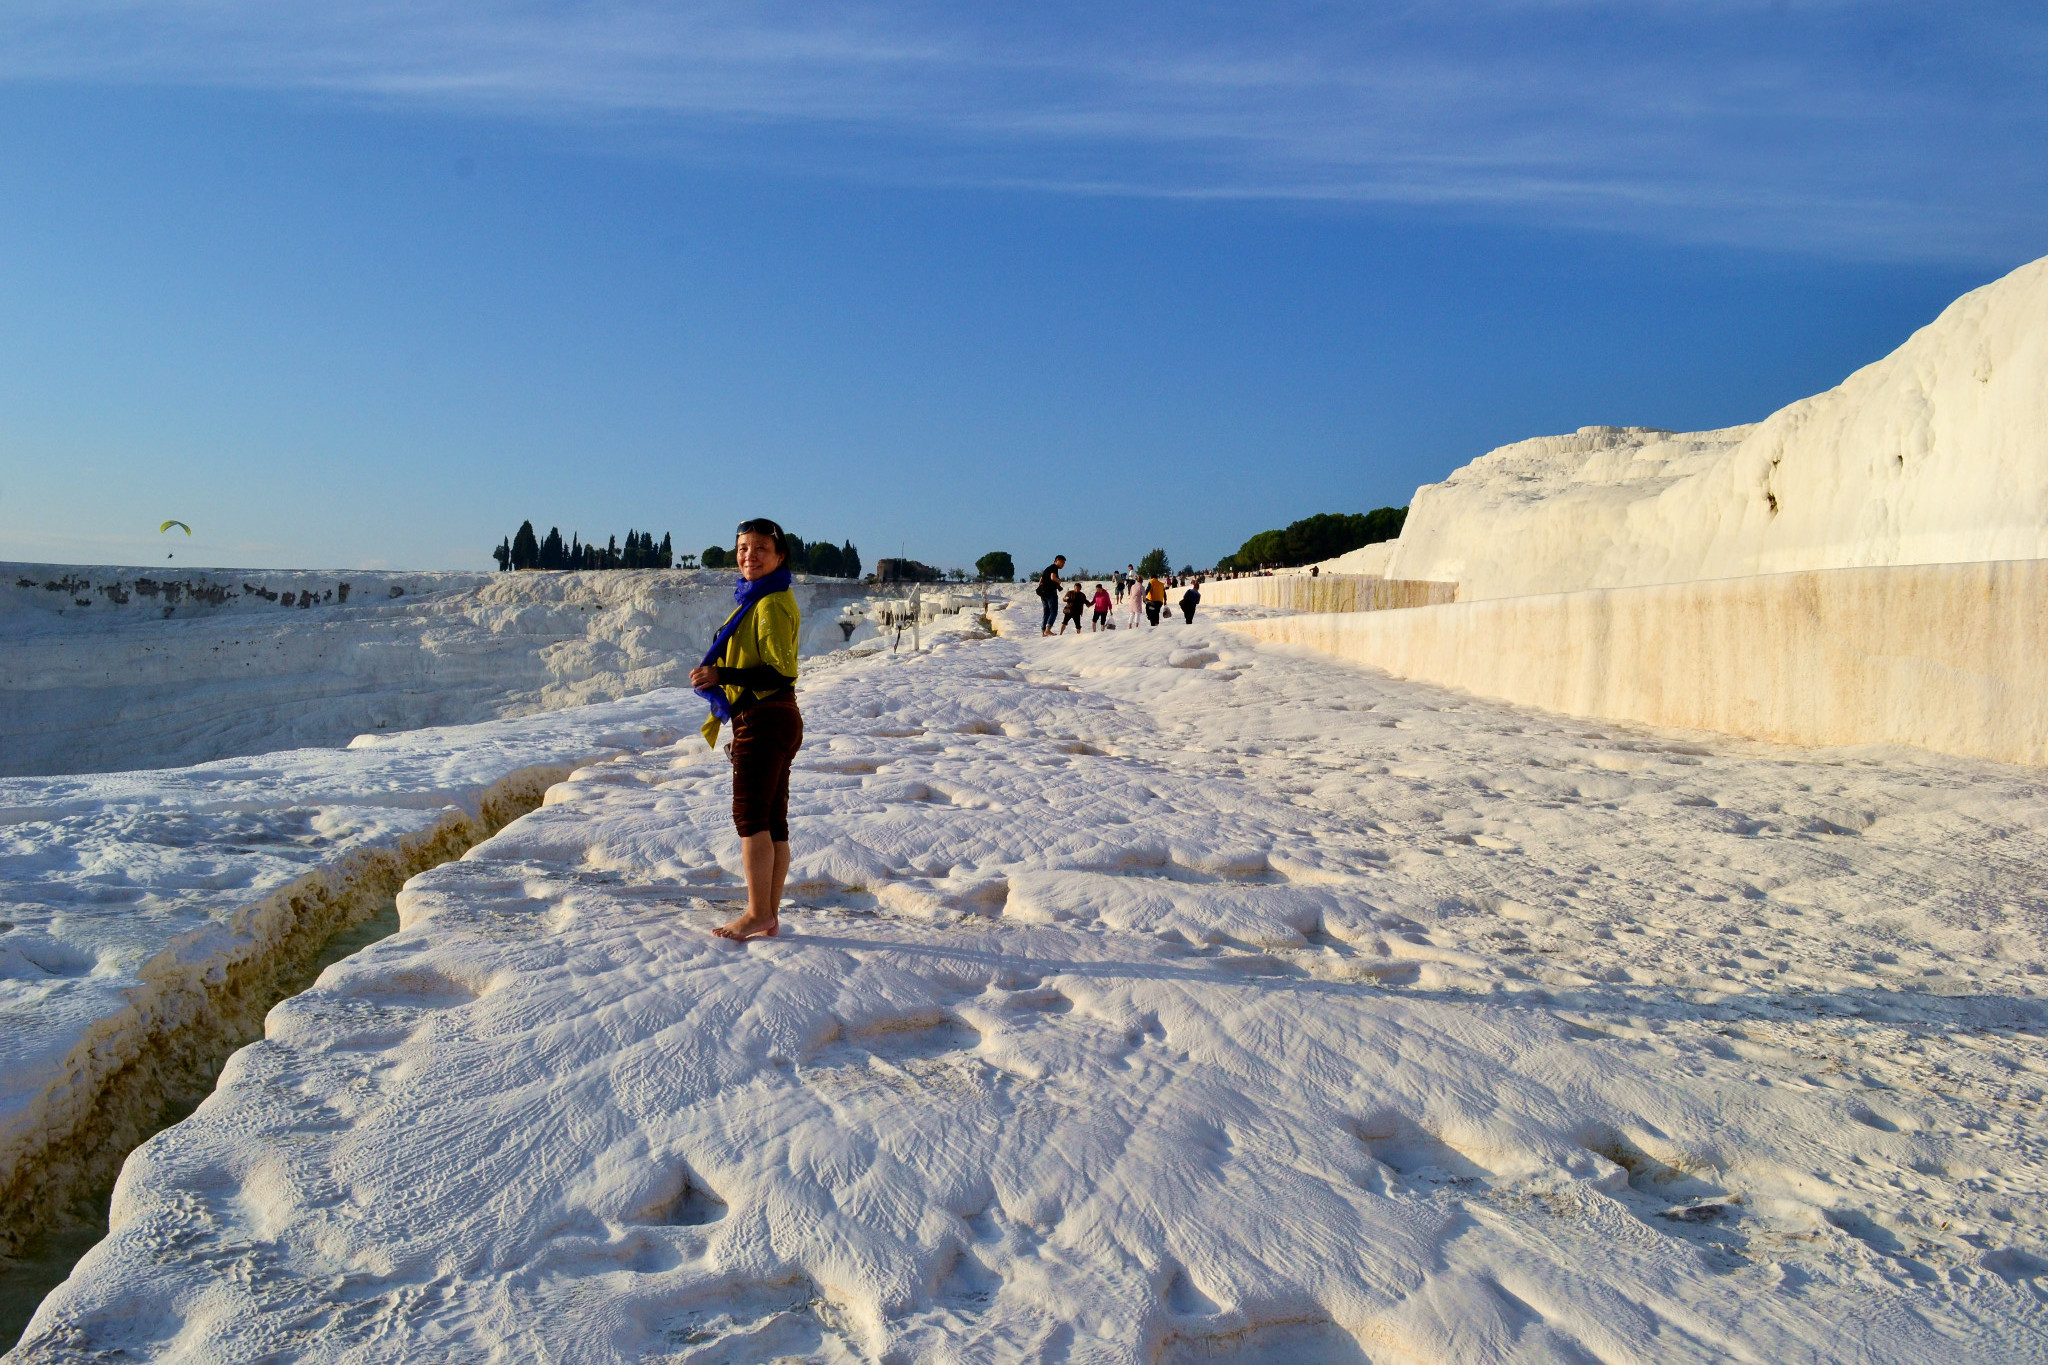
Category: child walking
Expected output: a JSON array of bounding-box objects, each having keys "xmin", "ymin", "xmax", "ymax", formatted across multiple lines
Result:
[{"xmin": 1059, "ymin": 582, "xmax": 1088, "ymax": 634}]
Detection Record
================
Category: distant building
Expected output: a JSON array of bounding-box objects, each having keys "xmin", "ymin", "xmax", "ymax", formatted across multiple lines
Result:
[{"xmin": 875, "ymin": 557, "xmax": 944, "ymax": 584}]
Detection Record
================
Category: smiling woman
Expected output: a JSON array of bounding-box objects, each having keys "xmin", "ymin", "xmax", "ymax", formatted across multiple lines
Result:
[{"xmin": 691, "ymin": 518, "xmax": 804, "ymax": 941}]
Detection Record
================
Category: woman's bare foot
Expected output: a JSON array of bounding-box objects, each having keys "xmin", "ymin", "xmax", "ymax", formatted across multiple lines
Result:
[{"xmin": 712, "ymin": 910, "xmax": 779, "ymax": 941}]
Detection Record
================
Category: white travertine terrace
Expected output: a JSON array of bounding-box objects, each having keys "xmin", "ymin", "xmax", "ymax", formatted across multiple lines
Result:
[
  {"xmin": 0, "ymin": 567, "xmax": 868, "ymax": 778},
  {"xmin": 0, "ymin": 696, "xmax": 693, "ymax": 1260},
  {"xmin": 14, "ymin": 606, "xmax": 2048, "ymax": 1362},
  {"xmin": 1250, "ymin": 255, "xmax": 2048, "ymax": 763}
]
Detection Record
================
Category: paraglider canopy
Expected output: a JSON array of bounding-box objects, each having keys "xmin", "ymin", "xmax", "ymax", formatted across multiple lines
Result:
[{"xmin": 159, "ymin": 520, "xmax": 191, "ymax": 535}]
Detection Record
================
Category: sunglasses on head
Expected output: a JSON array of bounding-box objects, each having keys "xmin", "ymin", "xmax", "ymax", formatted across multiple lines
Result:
[{"xmin": 736, "ymin": 519, "xmax": 783, "ymax": 537}]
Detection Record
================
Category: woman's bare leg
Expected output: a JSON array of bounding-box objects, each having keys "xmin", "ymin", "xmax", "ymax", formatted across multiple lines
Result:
[{"xmin": 719, "ymin": 832, "xmax": 784, "ymax": 937}]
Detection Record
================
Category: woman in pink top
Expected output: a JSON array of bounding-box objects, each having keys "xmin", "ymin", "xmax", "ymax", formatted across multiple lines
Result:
[{"xmin": 1090, "ymin": 585, "xmax": 1112, "ymax": 630}]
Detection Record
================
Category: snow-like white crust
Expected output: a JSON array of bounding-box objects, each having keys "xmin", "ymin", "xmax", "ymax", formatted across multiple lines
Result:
[
  {"xmin": 1361, "ymin": 254, "xmax": 2048, "ymax": 599},
  {"xmin": 0, "ymin": 567, "xmax": 868, "ymax": 778},
  {"xmin": 19, "ymin": 609, "xmax": 2047, "ymax": 1362},
  {"xmin": 0, "ymin": 694, "xmax": 693, "ymax": 1253}
]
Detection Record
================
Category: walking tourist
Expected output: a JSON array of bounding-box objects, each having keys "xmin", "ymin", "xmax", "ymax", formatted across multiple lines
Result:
[
  {"xmin": 1059, "ymin": 582, "xmax": 1088, "ymax": 634},
  {"xmin": 1036, "ymin": 555, "xmax": 1066, "ymax": 636},
  {"xmin": 1124, "ymin": 575, "xmax": 1145, "ymax": 629},
  {"xmin": 1145, "ymin": 573, "xmax": 1167, "ymax": 626},
  {"xmin": 1179, "ymin": 581, "xmax": 1201, "ymax": 624},
  {"xmin": 690, "ymin": 518, "xmax": 803, "ymax": 942},
  {"xmin": 1091, "ymin": 583, "xmax": 1113, "ymax": 630}
]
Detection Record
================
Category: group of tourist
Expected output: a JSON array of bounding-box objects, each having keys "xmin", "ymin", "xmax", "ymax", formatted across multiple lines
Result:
[{"xmin": 1034, "ymin": 555, "xmax": 1202, "ymax": 635}]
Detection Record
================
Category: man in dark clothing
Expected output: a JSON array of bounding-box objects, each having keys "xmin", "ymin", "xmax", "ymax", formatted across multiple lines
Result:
[
  {"xmin": 1179, "ymin": 583, "xmax": 1201, "ymax": 624},
  {"xmin": 1036, "ymin": 556, "xmax": 1066, "ymax": 636}
]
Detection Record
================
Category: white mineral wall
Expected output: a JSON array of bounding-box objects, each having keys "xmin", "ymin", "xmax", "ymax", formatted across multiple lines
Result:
[
  {"xmin": 1318, "ymin": 540, "xmax": 1396, "ymax": 576},
  {"xmin": 1375, "ymin": 254, "xmax": 2048, "ymax": 600},
  {"xmin": 1197, "ymin": 574, "xmax": 1456, "ymax": 613},
  {"xmin": 0, "ymin": 566, "xmax": 865, "ymax": 777},
  {"xmin": 1226, "ymin": 560, "xmax": 2048, "ymax": 766}
]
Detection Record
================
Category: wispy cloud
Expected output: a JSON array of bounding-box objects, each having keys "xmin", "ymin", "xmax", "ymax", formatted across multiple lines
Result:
[{"xmin": 3, "ymin": 1, "xmax": 2043, "ymax": 261}]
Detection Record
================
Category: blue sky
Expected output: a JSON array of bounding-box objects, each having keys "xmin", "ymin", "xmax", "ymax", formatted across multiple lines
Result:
[{"xmin": 1, "ymin": 3, "xmax": 2043, "ymax": 574}]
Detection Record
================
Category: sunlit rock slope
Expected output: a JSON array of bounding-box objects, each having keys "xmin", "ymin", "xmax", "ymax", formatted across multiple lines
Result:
[
  {"xmin": 0, "ymin": 567, "xmax": 864, "ymax": 778},
  {"xmin": 1370, "ymin": 253, "xmax": 2048, "ymax": 600}
]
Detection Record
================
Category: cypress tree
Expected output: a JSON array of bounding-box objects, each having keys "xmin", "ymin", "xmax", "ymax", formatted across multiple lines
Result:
[
  {"xmin": 607, "ymin": 535, "xmax": 619, "ymax": 569},
  {"xmin": 541, "ymin": 527, "xmax": 565, "ymax": 570},
  {"xmin": 842, "ymin": 541, "xmax": 861, "ymax": 580},
  {"xmin": 493, "ymin": 537, "xmax": 511, "ymax": 572},
  {"xmin": 659, "ymin": 532, "xmax": 673, "ymax": 568},
  {"xmin": 511, "ymin": 520, "xmax": 540, "ymax": 570}
]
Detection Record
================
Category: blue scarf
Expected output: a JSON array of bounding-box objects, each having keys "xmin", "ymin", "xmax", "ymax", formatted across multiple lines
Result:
[{"xmin": 695, "ymin": 567, "xmax": 793, "ymax": 730}]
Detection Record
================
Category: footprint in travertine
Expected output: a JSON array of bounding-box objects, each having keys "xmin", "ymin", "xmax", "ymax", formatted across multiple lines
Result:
[
  {"xmin": 1981, "ymin": 1247, "xmax": 2048, "ymax": 1282},
  {"xmin": 1845, "ymin": 1098, "xmax": 1919, "ymax": 1134},
  {"xmin": 1352, "ymin": 1113, "xmax": 1494, "ymax": 1188},
  {"xmin": 651, "ymin": 1280, "xmax": 846, "ymax": 1362},
  {"xmin": 801, "ymin": 1013, "xmax": 988, "ymax": 1103},
  {"xmin": 1164, "ymin": 1264, "xmax": 1222, "ymax": 1317},
  {"xmin": 801, "ymin": 755, "xmax": 885, "ymax": 775},
  {"xmin": 634, "ymin": 1166, "xmax": 728, "ymax": 1227},
  {"xmin": 855, "ymin": 1015, "xmax": 983, "ymax": 1066},
  {"xmin": 334, "ymin": 965, "xmax": 482, "ymax": 1010},
  {"xmin": 1005, "ymin": 868, "xmax": 1337, "ymax": 948},
  {"xmin": 935, "ymin": 1245, "xmax": 1003, "ymax": 1312},
  {"xmin": 1583, "ymin": 1130, "xmax": 1743, "ymax": 1232},
  {"xmin": 1161, "ymin": 1318, "xmax": 1373, "ymax": 1364},
  {"xmin": 1823, "ymin": 1207, "xmax": 1920, "ymax": 1263}
]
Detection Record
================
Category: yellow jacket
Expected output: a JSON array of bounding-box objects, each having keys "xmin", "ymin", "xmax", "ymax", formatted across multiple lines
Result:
[
  {"xmin": 701, "ymin": 588, "xmax": 801, "ymax": 747},
  {"xmin": 1146, "ymin": 577, "xmax": 1167, "ymax": 602}
]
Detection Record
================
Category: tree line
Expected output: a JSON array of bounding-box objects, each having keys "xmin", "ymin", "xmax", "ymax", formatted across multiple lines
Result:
[
  {"xmin": 493, "ymin": 521, "xmax": 863, "ymax": 578},
  {"xmin": 1214, "ymin": 507, "xmax": 1407, "ymax": 572},
  {"xmin": 495, "ymin": 523, "xmax": 672, "ymax": 571}
]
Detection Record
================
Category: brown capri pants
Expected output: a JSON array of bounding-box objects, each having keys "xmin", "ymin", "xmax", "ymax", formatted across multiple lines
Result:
[{"xmin": 729, "ymin": 695, "xmax": 803, "ymax": 842}]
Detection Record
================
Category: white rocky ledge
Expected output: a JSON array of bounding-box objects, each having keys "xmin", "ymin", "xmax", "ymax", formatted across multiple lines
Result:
[{"xmin": 16, "ymin": 621, "xmax": 2047, "ymax": 1362}]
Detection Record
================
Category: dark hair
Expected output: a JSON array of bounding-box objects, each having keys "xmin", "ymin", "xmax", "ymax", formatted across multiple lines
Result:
[{"xmin": 736, "ymin": 518, "xmax": 787, "ymax": 558}]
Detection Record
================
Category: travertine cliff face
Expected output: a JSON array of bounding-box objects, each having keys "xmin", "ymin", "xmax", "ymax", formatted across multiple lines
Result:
[{"xmin": 1372, "ymin": 254, "xmax": 2048, "ymax": 600}]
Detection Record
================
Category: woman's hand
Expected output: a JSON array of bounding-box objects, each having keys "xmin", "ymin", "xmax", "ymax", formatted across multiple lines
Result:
[{"xmin": 689, "ymin": 664, "xmax": 720, "ymax": 690}]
